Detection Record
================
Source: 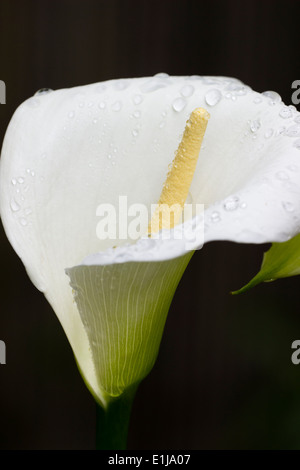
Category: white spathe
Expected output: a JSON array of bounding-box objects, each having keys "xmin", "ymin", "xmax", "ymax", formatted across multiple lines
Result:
[{"xmin": 1, "ymin": 75, "xmax": 300, "ymax": 405}]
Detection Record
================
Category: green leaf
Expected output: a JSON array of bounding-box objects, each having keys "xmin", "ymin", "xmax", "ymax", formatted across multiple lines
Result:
[{"xmin": 233, "ymin": 233, "xmax": 300, "ymax": 294}]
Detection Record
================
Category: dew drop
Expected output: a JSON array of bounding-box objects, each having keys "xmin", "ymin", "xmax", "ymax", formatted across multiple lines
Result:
[
  {"xmin": 34, "ymin": 88, "xmax": 53, "ymax": 96},
  {"xmin": 111, "ymin": 101, "xmax": 122, "ymax": 112},
  {"xmin": 10, "ymin": 198, "xmax": 20, "ymax": 212},
  {"xmin": 133, "ymin": 110, "xmax": 141, "ymax": 118},
  {"xmin": 93, "ymin": 118, "xmax": 98, "ymax": 124},
  {"xmin": 132, "ymin": 94, "xmax": 143, "ymax": 105},
  {"xmin": 17, "ymin": 177, "xmax": 24, "ymax": 184},
  {"xmin": 240, "ymin": 202, "xmax": 247, "ymax": 209},
  {"xmin": 253, "ymin": 96, "xmax": 262, "ymax": 104},
  {"xmin": 249, "ymin": 119, "xmax": 261, "ymax": 133},
  {"xmin": 205, "ymin": 89, "xmax": 222, "ymax": 106},
  {"xmin": 287, "ymin": 164, "xmax": 298, "ymax": 171},
  {"xmin": 223, "ymin": 196, "xmax": 239, "ymax": 211},
  {"xmin": 11, "ymin": 178, "xmax": 17, "ymax": 186},
  {"xmin": 114, "ymin": 80, "xmax": 129, "ymax": 90},
  {"xmin": 140, "ymin": 79, "xmax": 167, "ymax": 93},
  {"xmin": 159, "ymin": 121, "xmax": 165, "ymax": 129},
  {"xmin": 262, "ymin": 90, "xmax": 281, "ymax": 103},
  {"xmin": 285, "ymin": 125, "xmax": 300, "ymax": 137},
  {"xmin": 264, "ymin": 128, "xmax": 274, "ymax": 139},
  {"xmin": 154, "ymin": 72, "xmax": 169, "ymax": 78},
  {"xmin": 276, "ymin": 171, "xmax": 289, "ymax": 181},
  {"xmin": 68, "ymin": 110, "xmax": 75, "ymax": 119},
  {"xmin": 277, "ymin": 126, "xmax": 286, "ymax": 135},
  {"xmin": 95, "ymin": 84, "xmax": 106, "ymax": 93},
  {"xmin": 279, "ymin": 107, "xmax": 292, "ymax": 119},
  {"xmin": 293, "ymin": 139, "xmax": 300, "ymax": 150},
  {"xmin": 132, "ymin": 129, "xmax": 139, "ymax": 137},
  {"xmin": 19, "ymin": 218, "xmax": 28, "ymax": 226},
  {"xmin": 98, "ymin": 101, "xmax": 106, "ymax": 110},
  {"xmin": 210, "ymin": 211, "xmax": 221, "ymax": 223},
  {"xmin": 180, "ymin": 85, "xmax": 195, "ymax": 98},
  {"xmin": 282, "ymin": 201, "xmax": 294, "ymax": 212},
  {"xmin": 172, "ymin": 97, "xmax": 187, "ymax": 112}
]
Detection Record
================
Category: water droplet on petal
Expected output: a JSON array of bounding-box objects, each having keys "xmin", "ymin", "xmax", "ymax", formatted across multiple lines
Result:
[
  {"xmin": 19, "ymin": 218, "xmax": 28, "ymax": 226},
  {"xmin": 159, "ymin": 121, "xmax": 165, "ymax": 129},
  {"xmin": 133, "ymin": 94, "xmax": 143, "ymax": 105},
  {"xmin": 240, "ymin": 202, "xmax": 247, "ymax": 209},
  {"xmin": 95, "ymin": 84, "xmax": 106, "ymax": 93},
  {"xmin": 11, "ymin": 178, "xmax": 17, "ymax": 185},
  {"xmin": 279, "ymin": 107, "xmax": 292, "ymax": 119},
  {"xmin": 262, "ymin": 90, "xmax": 281, "ymax": 102},
  {"xmin": 93, "ymin": 118, "xmax": 98, "ymax": 124},
  {"xmin": 154, "ymin": 72, "xmax": 169, "ymax": 78},
  {"xmin": 276, "ymin": 171, "xmax": 289, "ymax": 181},
  {"xmin": 282, "ymin": 201, "xmax": 294, "ymax": 212},
  {"xmin": 287, "ymin": 164, "xmax": 298, "ymax": 171},
  {"xmin": 180, "ymin": 85, "xmax": 195, "ymax": 98},
  {"xmin": 133, "ymin": 110, "xmax": 141, "ymax": 118},
  {"xmin": 264, "ymin": 128, "xmax": 274, "ymax": 139},
  {"xmin": 17, "ymin": 177, "xmax": 24, "ymax": 184},
  {"xmin": 285, "ymin": 125, "xmax": 300, "ymax": 137},
  {"xmin": 140, "ymin": 79, "xmax": 167, "ymax": 93},
  {"xmin": 68, "ymin": 110, "xmax": 75, "ymax": 119},
  {"xmin": 210, "ymin": 211, "xmax": 221, "ymax": 223},
  {"xmin": 114, "ymin": 80, "xmax": 129, "ymax": 90},
  {"xmin": 111, "ymin": 101, "xmax": 122, "ymax": 112},
  {"xmin": 253, "ymin": 96, "xmax": 262, "ymax": 104},
  {"xmin": 205, "ymin": 89, "xmax": 222, "ymax": 106},
  {"xmin": 249, "ymin": 120, "xmax": 261, "ymax": 133},
  {"xmin": 223, "ymin": 196, "xmax": 239, "ymax": 211},
  {"xmin": 132, "ymin": 129, "xmax": 139, "ymax": 137},
  {"xmin": 34, "ymin": 88, "xmax": 53, "ymax": 96},
  {"xmin": 172, "ymin": 97, "xmax": 187, "ymax": 112},
  {"xmin": 10, "ymin": 198, "xmax": 20, "ymax": 212},
  {"xmin": 293, "ymin": 139, "xmax": 300, "ymax": 150},
  {"xmin": 98, "ymin": 101, "xmax": 106, "ymax": 110}
]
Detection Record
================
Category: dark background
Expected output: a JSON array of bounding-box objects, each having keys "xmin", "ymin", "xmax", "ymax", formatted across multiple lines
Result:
[{"xmin": 0, "ymin": 0, "xmax": 300, "ymax": 450}]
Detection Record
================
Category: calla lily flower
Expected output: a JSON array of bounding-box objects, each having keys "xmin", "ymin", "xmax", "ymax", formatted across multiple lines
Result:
[{"xmin": 1, "ymin": 74, "xmax": 300, "ymax": 445}]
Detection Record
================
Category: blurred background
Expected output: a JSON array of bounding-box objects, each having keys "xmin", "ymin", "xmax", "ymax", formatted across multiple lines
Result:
[{"xmin": 0, "ymin": 0, "xmax": 300, "ymax": 450}]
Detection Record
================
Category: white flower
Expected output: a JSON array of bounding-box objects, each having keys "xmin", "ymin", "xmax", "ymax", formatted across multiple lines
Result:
[{"xmin": 1, "ymin": 75, "xmax": 300, "ymax": 407}]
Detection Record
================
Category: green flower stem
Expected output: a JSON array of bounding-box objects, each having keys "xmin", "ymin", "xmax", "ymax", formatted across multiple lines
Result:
[{"xmin": 96, "ymin": 384, "xmax": 138, "ymax": 450}]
